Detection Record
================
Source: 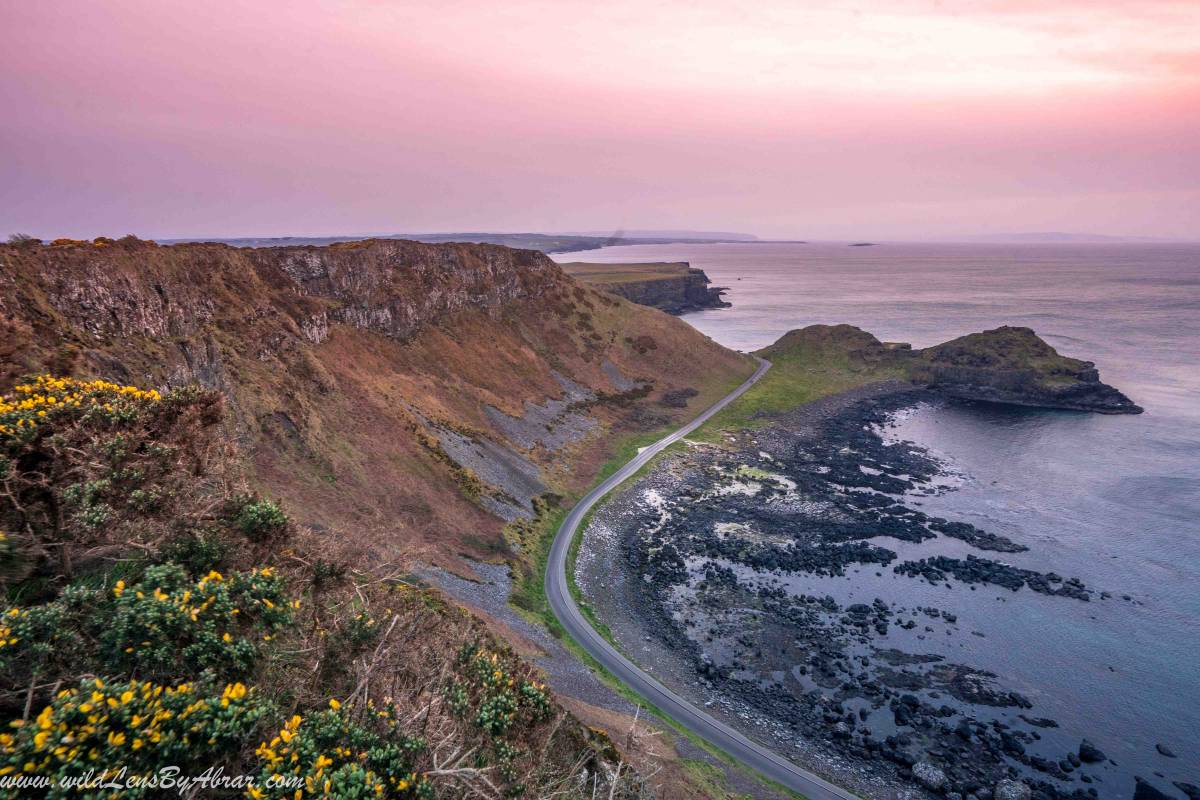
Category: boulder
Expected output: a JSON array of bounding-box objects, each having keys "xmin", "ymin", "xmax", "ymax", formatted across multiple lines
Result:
[
  {"xmin": 993, "ymin": 779, "xmax": 1031, "ymax": 800},
  {"xmin": 913, "ymin": 761, "xmax": 949, "ymax": 792},
  {"xmin": 1078, "ymin": 739, "xmax": 1107, "ymax": 763},
  {"xmin": 1134, "ymin": 777, "xmax": 1176, "ymax": 800}
]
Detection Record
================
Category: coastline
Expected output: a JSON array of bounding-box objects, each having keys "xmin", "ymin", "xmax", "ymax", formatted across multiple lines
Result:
[
  {"xmin": 574, "ymin": 382, "xmax": 1176, "ymax": 800},
  {"xmin": 576, "ymin": 383, "xmax": 925, "ymax": 800}
]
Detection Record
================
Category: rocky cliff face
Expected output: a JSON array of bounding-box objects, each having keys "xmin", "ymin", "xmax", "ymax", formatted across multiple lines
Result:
[
  {"xmin": 561, "ymin": 262, "xmax": 730, "ymax": 314},
  {"xmin": 2, "ymin": 237, "xmax": 560, "ymax": 349},
  {"xmin": 0, "ymin": 237, "xmax": 754, "ymax": 572},
  {"xmin": 600, "ymin": 268, "xmax": 729, "ymax": 314},
  {"xmin": 250, "ymin": 239, "xmax": 562, "ymax": 341}
]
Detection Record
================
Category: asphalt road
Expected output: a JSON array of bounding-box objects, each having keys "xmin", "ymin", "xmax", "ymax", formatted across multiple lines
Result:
[{"xmin": 545, "ymin": 356, "xmax": 859, "ymax": 800}]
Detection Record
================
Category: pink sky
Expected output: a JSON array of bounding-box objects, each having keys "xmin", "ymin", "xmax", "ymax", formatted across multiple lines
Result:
[{"xmin": 2, "ymin": 0, "xmax": 1197, "ymax": 240}]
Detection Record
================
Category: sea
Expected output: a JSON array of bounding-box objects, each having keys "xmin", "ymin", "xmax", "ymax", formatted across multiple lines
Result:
[{"xmin": 554, "ymin": 241, "xmax": 1200, "ymax": 796}]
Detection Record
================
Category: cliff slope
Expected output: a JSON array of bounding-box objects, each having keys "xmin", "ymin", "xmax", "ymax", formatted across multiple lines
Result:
[{"xmin": 0, "ymin": 237, "xmax": 754, "ymax": 574}]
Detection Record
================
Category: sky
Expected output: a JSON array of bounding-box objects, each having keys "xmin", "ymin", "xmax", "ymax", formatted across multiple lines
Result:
[{"xmin": 1, "ymin": 0, "xmax": 1198, "ymax": 241}]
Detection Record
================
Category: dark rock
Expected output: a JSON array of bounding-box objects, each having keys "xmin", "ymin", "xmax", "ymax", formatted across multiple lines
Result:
[
  {"xmin": 1133, "ymin": 777, "xmax": 1177, "ymax": 800},
  {"xmin": 1172, "ymin": 782, "xmax": 1199, "ymax": 800},
  {"xmin": 1078, "ymin": 740, "xmax": 1107, "ymax": 764}
]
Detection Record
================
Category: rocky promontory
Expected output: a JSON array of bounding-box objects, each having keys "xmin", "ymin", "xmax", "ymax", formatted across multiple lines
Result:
[
  {"xmin": 560, "ymin": 261, "xmax": 731, "ymax": 314},
  {"xmin": 911, "ymin": 326, "xmax": 1143, "ymax": 414},
  {"xmin": 758, "ymin": 324, "xmax": 1142, "ymax": 415}
]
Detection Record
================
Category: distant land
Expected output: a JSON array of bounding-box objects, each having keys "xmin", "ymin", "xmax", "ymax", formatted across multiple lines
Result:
[
  {"xmin": 560, "ymin": 229, "xmax": 759, "ymax": 241},
  {"xmin": 954, "ymin": 231, "xmax": 1176, "ymax": 243},
  {"xmin": 158, "ymin": 230, "xmax": 762, "ymax": 254}
]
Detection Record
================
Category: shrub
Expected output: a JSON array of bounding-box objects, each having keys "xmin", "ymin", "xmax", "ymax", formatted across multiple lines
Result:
[
  {"xmin": 228, "ymin": 496, "xmax": 289, "ymax": 543},
  {"xmin": 101, "ymin": 564, "xmax": 294, "ymax": 681},
  {"xmin": 5, "ymin": 233, "xmax": 39, "ymax": 247},
  {"xmin": 0, "ymin": 376, "xmax": 225, "ymax": 581},
  {"xmin": 0, "ymin": 677, "xmax": 271, "ymax": 798},
  {"xmin": 445, "ymin": 643, "xmax": 553, "ymax": 737},
  {"xmin": 159, "ymin": 532, "xmax": 228, "ymax": 574},
  {"xmin": 251, "ymin": 705, "xmax": 431, "ymax": 799},
  {"xmin": 0, "ymin": 563, "xmax": 296, "ymax": 690}
]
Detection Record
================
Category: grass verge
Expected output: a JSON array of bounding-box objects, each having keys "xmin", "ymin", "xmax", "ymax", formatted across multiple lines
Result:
[{"xmin": 505, "ymin": 364, "xmax": 812, "ymax": 800}]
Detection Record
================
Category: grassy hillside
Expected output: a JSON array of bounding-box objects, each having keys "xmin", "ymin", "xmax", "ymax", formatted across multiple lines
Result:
[
  {"xmin": 0, "ymin": 376, "xmax": 648, "ymax": 798},
  {"xmin": 0, "ymin": 236, "xmax": 759, "ymax": 796},
  {"xmin": 0, "ymin": 237, "xmax": 754, "ymax": 578}
]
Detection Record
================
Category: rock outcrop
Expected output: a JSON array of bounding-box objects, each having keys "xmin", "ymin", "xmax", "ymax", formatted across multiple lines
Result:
[
  {"xmin": 560, "ymin": 262, "xmax": 730, "ymax": 314},
  {"xmin": 605, "ymin": 267, "xmax": 729, "ymax": 314},
  {"xmin": 912, "ymin": 326, "xmax": 1143, "ymax": 414},
  {"xmin": 758, "ymin": 324, "xmax": 1142, "ymax": 414}
]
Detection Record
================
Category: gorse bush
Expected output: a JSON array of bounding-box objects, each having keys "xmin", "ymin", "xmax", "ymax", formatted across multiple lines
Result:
[
  {"xmin": 0, "ymin": 376, "xmax": 284, "ymax": 585},
  {"xmin": 445, "ymin": 644, "xmax": 552, "ymax": 737},
  {"xmin": 251, "ymin": 704, "xmax": 431, "ymax": 799},
  {"xmin": 0, "ymin": 375, "xmax": 162, "ymax": 440},
  {"xmin": 103, "ymin": 564, "xmax": 294, "ymax": 680},
  {"xmin": 0, "ymin": 374, "xmax": 629, "ymax": 798},
  {"xmin": 0, "ymin": 564, "xmax": 296, "ymax": 692},
  {"xmin": 229, "ymin": 496, "xmax": 289, "ymax": 543},
  {"xmin": 0, "ymin": 376, "xmax": 217, "ymax": 582},
  {"xmin": 0, "ymin": 677, "xmax": 271, "ymax": 798}
]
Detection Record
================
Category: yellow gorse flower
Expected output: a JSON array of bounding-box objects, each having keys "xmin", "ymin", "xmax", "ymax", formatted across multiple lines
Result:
[{"xmin": 0, "ymin": 375, "xmax": 163, "ymax": 441}]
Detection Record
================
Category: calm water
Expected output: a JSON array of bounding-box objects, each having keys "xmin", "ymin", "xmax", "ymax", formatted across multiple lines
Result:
[{"xmin": 555, "ymin": 242, "xmax": 1200, "ymax": 793}]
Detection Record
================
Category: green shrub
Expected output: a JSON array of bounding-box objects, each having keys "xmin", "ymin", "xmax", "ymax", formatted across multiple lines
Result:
[
  {"xmin": 0, "ymin": 677, "xmax": 270, "ymax": 798},
  {"xmin": 159, "ymin": 532, "xmax": 227, "ymax": 574},
  {"xmin": 252, "ymin": 704, "xmax": 431, "ymax": 799},
  {"xmin": 101, "ymin": 564, "xmax": 294, "ymax": 681},
  {"xmin": 446, "ymin": 643, "xmax": 553, "ymax": 737},
  {"xmin": 229, "ymin": 496, "xmax": 289, "ymax": 543},
  {"xmin": 0, "ymin": 563, "xmax": 296, "ymax": 689}
]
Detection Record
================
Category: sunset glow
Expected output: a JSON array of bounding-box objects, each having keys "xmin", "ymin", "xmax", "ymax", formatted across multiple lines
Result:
[{"xmin": 2, "ymin": 0, "xmax": 1197, "ymax": 239}]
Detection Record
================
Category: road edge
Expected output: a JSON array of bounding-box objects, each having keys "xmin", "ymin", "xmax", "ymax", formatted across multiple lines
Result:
[{"xmin": 545, "ymin": 356, "xmax": 861, "ymax": 800}]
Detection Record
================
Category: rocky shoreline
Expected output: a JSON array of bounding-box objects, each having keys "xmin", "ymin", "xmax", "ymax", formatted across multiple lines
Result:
[{"xmin": 575, "ymin": 385, "xmax": 1189, "ymax": 800}]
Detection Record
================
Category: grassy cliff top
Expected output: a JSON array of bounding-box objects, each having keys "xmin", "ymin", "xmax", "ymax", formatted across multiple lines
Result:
[
  {"xmin": 559, "ymin": 262, "xmax": 694, "ymax": 284},
  {"xmin": 700, "ymin": 323, "xmax": 1138, "ymax": 435}
]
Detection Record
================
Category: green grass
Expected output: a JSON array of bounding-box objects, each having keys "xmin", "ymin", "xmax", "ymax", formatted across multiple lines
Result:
[
  {"xmin": 504, "ymin": 357, "xmax": 816, "ymax": 800},
  {"xmin": 507, "ymin": 504, "xmax": 569, "ymax": 636},
  {"xmin": 695, "ymin": 342, "xmax": 904, "ymax": 441},
  {"xmin": 508, "ymin": 425, "xmax": 675, "ymax": 632},
  {"xmin": 681, "ymin": 758, "xmax": 757, "ymax": 800}
]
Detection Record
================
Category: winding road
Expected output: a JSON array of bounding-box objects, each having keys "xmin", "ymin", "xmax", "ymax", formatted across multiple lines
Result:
[{"xmin": 545, "ymin": 356, "xmax": 859, "ymax": 800}]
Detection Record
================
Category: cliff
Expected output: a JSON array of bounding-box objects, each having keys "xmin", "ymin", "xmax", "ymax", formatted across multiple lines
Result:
[
  {"xmin": 1, "ymin": 237, "xmax": 755, "ymax": 573},
  {"xmin": 560, "ymin": 262, "xmax": 730, "ymax": 314},
  {"xmin": 754, "ymin": 324, "xmax": 1141, "ymax": 415}
]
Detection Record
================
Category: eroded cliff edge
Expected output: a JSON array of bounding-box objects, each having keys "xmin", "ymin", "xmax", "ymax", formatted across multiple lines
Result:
[{"xmin": 560, "ymin": 261, "xmax": 731, "ymax": 314}]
